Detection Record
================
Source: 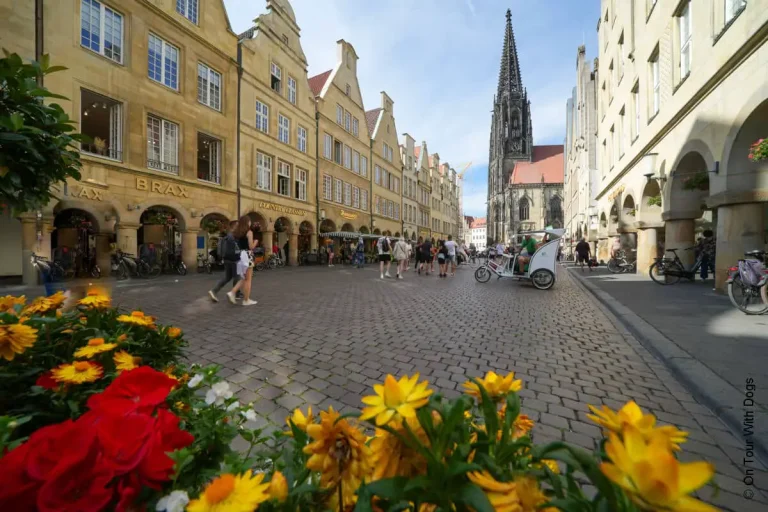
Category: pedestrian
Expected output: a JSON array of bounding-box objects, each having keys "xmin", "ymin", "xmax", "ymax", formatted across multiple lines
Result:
[
  {"xmin": 405, "ymin": 242, "xmax": 413, "ymax": 271},
  {"xmin": 393, "ymin": 237, "xmax": 409, "ymax": 279},
  {"xmin": 574, "ymin": 237, "xmax": 592, "ymax": 272},
  {"xmin": 227, "ymin": 216, "xmax": 258, "ymax": 306},
  {"xmin": 355, "ymin": 236, "xmax": 365, "ymax": 268},
  {"xmin": 430, "ymin": 238, "xmax": 437, "ymax": 273},
  {"xmin": 696, "ymin": 229, "xmax": 716, "ymax": 282},
  {"xmin": 611, "ymin": 236, "xmax": 622, "ymax": 259},
  {"xmin": 327, "ymin": 239, "xmax": 335, "ymax": 267},
  {"xmin": 377, "ymin": 235, "xmax": 392, "ymax": 279},
  {"xmin": 444, "ymin": 235, "xmax": 458, "ymax": 276},
  {"xmin": 271, "ymin": 241, "xmax": 279, "ymax": 261},
  {"xmin": 495, "ymin": 240, "xmax": 505, "ymax": 262},
  {"xmin": 437, "ymin": 240, "xmax": 448, "ymax": 277},
  {"xmin": 208, "ymin": 221, "xmax": 241, "ymax": 301},
  {"xmin": 283, "ymin": 239, "xmax": 289, "ymax": 263},
  {"xmin": 419, "ymin": 237, "xmax": 432, "ymax": 275},
  {"xmin": 415, "ymin": 237, "xmax": 423, "ymax": 273}
]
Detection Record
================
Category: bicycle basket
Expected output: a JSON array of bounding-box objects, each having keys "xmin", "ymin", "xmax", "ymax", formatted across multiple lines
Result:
[{"xmin": 739, "ymin": 259, "xmax": 765, "ymax": 286}]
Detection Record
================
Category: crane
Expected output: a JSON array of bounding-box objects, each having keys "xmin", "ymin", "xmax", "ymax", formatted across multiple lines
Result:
[{"xmin": 456, "ymin": 162, "xmax": 473, "ymax": 180}]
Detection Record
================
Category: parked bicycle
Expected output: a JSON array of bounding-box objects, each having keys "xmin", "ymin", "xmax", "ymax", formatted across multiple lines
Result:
[
  {"xmin": 649, "ymin": 247, "xmax": 705, "ymax": 285},
  {"xmin": 197, "ymin": 253, "xmax": 212, "ymax": 274},
  {"xmin": 267, "ymin": 254, "xmax": 286, "ymax": 269},
  {"xmin": 727, "ymin": 250, "xmax": 768, "ymax": 315},
  {"xmin": 607, "ymin": 249, "xmax": 637, "ymax": 274},
  {"xmin": 30, "ymin": 253, "xmax": 72, "ymax": 282},
  {"xmin": 112, "ymin": 250, "xmax": 161, "ymax": 280},
  {"xmin": 165, "ymin": 252, "xmax": 187, "ymax": 276}
]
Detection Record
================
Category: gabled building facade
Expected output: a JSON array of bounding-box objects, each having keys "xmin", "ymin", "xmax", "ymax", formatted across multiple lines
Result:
[
  {"xmin": 368, "ymin": 92, "xmax": 403, "ymax": 236},
  {"xmin": 415, "ymin": 142, "xmax": 432, "ymax": 241},
  {"xmin": 400, "ymin": 134, "xmax": 420, "ymax": 241}
]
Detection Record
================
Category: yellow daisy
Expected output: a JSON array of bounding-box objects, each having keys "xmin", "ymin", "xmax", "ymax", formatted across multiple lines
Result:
[
  {"xmin": 370, "ymin": 416, "xmax": 429, "ymax": 481},
  {"xmin": 116, "ymin": 310, "xmax": 156, "ymax": 327},
  {"xmin": 467, "ymin": 471, "xmax": 520, "ymax": 512},
  {"xmin": 187, "ymin": 471, "xmax": 270, "ymax": 512},
  {"xmin": 22, "ymin": 291, "xmax": 67, "ymax": 316},
  {"xmin": 0, "ymin": 323, "xmax": 38, "ymax": 361},
  {"xmin": 0, "ymin": 295, "xmax": 26, "ymax": 314},
  {"xmin": 285, "ymin": 406, "xmax": 314, "ymax": 435},
  {"xmin": 268, "ymin": 471, "xmax": 288, "ymax": 503},
  {"xmin": 74, "ymin": 337, "xmax": 118, "ymax": 359},
  {"xmin": 515, "ymin": 476, "xmax": 558, "ymax": 512},
  {"xmin": 513, "ymin": 414, "xmax": 535, "ymax": 439},
  {"xmin": 113, "ymin": 350, "xmax": 141, "ymax": 372},
  {"xmin": 77, "ymin": 288, "xmax": 111, "ymax": 309},
  {"xmin": 51, "ymin": 361, "xmax": 103, "ymax": 384},
  {"xmin": 166, "ymin": 326, "xmax": 182, "ymax": 338},
  {"xmin": 463, "ymin": 371, "xmax": 522, "ymax": 401},
  {"xmin": 588, "ymin": 401, "xmax": 688, "ymax": 450},
  {"xmin": 360, "ymin": 373, "xmax": 433, "ymax": 426}
]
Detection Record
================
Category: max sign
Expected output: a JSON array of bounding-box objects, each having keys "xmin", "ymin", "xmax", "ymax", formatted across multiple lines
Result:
[{"xmin": 136, "ymin": 177, "xmax": 189, "ymax": 198}]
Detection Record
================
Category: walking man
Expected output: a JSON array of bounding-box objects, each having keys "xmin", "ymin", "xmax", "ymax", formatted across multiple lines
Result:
[
  {"xmin": 444, "ymin": 235, "xmax": 458, "ymax": 276},
  {"xmin": 208, "ymin": 221, "xmax": 241, "ymax": 302},
  {"xmin": 575, "ymin": 237, "xmax": 592, "ymax": 272},
  {"xmin": 355, "ymin": 236, "xmax": 365, "ymax": 268},
  {"xmin": 378, "ymin": 235, "xmax": 392, "ymax": 279}
]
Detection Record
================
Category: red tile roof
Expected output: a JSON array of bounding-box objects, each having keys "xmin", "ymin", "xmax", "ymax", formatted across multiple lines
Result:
[
  {"xmin": 365, "ymin": 108, "xmax": 382, "ymax": 137},
  {"xmin": 471, "ymin": 217, "xmax": 487, "ymax": 229},
  {"xmin": 308, "ymin": 70, "xmax": 332, "ymax": 97},
  {"xmin": 510, "ymin": 145, "xmax": 564, "ymax": 185},
  {"xmin": 414, "ymin": 146, "xmax": 421, "ymax": 159}
]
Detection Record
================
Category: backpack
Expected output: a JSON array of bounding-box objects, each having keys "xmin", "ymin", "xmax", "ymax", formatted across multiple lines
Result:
[
  {"xmin": 219, "ymin": 235, "xmax": 239, "ymax": 262},
  {"xmin": 380, "ymin": 238, "xmax": 390, "ymax": 253},
  {"xmin": 739, "ymin": 259, "xmax": 765, "ymax": 286}
]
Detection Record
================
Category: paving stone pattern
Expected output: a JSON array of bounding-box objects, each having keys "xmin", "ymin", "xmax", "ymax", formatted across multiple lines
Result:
[{"xmin": 108, "ymin": 265, "xmax": 767, "ymax": 511}]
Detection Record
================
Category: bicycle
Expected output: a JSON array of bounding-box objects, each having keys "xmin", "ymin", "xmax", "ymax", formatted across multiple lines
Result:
[
  {"xmin": 197, "ymin": 253, "xmax": 212, "ymax": 274},
  {"xmin": 727, "ymin": 250, "xmax": 768, "ymax": 315},
  {"xmin": 607, "ymin": 249, "xmax": 637, "ymax": 274},
  {"xmin": 648, "ymin": 247, "xmax": 704, "ymax": 285},
  {"xmin": 267, "ymin": 254, "xmax": 286, "ymax": 269},
  {"xmin": 112, "ymin": 250, "xmax": 161, "ymax": 280}
]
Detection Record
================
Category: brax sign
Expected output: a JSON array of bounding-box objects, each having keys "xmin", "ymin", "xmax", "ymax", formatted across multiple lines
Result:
[{"xmin": 136, "ymin": 178, "xmax": 189, "ymax": 198}]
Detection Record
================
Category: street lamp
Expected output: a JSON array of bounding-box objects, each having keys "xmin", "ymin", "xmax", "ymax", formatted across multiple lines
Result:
[{"xmin": 641, "ymin": 153, "xmax": 666, "ymax": 185}]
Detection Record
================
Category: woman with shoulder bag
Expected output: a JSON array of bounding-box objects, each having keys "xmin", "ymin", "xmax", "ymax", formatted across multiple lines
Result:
[{"xmin": 227, "ymin": 216, "xmax": 258, "ymax": 306}]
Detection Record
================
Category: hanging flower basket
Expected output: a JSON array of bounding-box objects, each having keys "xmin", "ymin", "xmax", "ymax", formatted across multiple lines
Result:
[
  {"xmin": 144, "ymin": 211, "xmax": 177, "ymax": 226},
  {"xmin": 274, "ymin": 218, "xmax": 286, "ymax": 232},
  {"xmin": 682, "ymin": 171, "xmax": 709, "ymax": 191},
  {"xmin": 748, "ymin": 138, "xmax": 768, "ymax": 162},
  {"xmin": 201, "ymin": 218, "xmax": 225, "ymax": 234},
  {"xmin": 647, "ymin": 195, "xmax": 662, "ymax": 207}
]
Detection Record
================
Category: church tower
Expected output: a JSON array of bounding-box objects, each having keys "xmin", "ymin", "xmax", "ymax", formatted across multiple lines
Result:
[{"xmin": 487, "ymin": 9, "xmax": 533, "ymax": 243}]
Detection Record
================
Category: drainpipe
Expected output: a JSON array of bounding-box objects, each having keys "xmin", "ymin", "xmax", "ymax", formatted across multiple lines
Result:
[
  {"xmin": 35, "ymin": 0, "xmax": 44, "ymax": 86},
  {"xmin": 369, "ymin": 141, "xmax": 374, "ymax": 233},
  {"xmin": 236, "ymin": 43, "xmax": 242, "ymax": 217},
  {"xmin": 315, "ymin": 108, "xmax": 320, "ymax": 236}
]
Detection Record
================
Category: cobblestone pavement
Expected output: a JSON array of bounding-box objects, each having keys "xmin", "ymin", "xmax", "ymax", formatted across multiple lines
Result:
[{"xmin": 107, "ymin": 264, "xmax": 767, "ymax": 511}]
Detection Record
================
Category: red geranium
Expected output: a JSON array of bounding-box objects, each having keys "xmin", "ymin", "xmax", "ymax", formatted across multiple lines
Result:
[
  {"xmin": 135, "ymin": 409, "xmax": 194, "ymax": 488},
  {"xmin": 35, "ymin": 371, "xmax": 58, "ymax": 390},
  {"xmin": 87, "ymin": 366, "xmax": 178, "ymax": 416}
]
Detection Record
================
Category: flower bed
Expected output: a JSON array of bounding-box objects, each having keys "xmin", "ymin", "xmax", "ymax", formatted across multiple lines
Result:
[{"xmin": 1, "ymin": 291, "xmax": 720, "ymax": 511}]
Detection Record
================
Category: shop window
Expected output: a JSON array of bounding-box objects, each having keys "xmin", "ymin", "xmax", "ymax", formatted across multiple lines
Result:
[
  {"xmin": 197, "ymin": 133, "xmax": 221, "ymax": 184},
  {"xmin": 80, "ymin": 89, "xmax": 122, "ymax": 160}
]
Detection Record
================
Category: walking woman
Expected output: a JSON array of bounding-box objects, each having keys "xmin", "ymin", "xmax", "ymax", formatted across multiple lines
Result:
[
  {"xmin": 437, "ymin": 240, "xmax": 448, "ymax": 278},
  {"xmin": 327, "ymin": 239, "xmax": 335, "ymax": 267},
  {"xmin": 227, "ymin": 216, "xmax": 258, "ymax": 306}
]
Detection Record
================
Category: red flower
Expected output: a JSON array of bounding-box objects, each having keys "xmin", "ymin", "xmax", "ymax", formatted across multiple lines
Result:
[
  {"xmin": 0, "ymin": 440, "xmax": 39, "ymax": 511},
  {"xmin": 89, "ymin": 411, "xmax": 155, "ymax": 474},
  {"xmin": 35, "ymin": 371, "xmax": 58, "ymax": 390},
  {"xmin": 87, "ymin": 366, "xmax": 177, "ymax": 416},
  {"xmin": 135, "ymin": 409, "xmax": 194, "ymax": 488}
]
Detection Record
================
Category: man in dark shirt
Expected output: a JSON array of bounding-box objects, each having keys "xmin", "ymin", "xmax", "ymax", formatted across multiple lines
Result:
[{"xmin": 575, "ymin": 238, "xmax": 592, "ymax": 272}]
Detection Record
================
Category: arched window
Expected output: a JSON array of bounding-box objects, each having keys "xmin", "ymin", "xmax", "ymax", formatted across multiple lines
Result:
[
  {"xmin": 549, "ymin": 196, "xmax": 562, "ymax": 220},
  {"xmin": 519, "ymin": 198, "xmax": 529, "ymax": 220}
]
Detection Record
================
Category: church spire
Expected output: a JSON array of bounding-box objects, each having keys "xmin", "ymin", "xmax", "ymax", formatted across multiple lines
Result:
[{"xmin": 497, "ymin": 8, "xmax": 523, "ymax": 97}]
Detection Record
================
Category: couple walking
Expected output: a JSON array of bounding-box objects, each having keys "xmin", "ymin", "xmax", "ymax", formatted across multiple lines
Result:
[
  {"xmin": 377, "ymin": 235, "xmax": 410, "ymax": 279},
  {"xmin": 208, "ymin": 216, "xmax": 259, "ymax": 306}
]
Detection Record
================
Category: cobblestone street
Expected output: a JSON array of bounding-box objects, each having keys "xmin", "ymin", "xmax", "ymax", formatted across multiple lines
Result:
[{"xmin": 106, "ymin": 263, "xmax": 768, "ymax": 511}]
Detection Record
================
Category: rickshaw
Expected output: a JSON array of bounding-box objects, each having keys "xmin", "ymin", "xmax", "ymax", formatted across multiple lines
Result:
[{"xmin": 473, "ymin": 229, "xmax": 564, "ymax": 290}]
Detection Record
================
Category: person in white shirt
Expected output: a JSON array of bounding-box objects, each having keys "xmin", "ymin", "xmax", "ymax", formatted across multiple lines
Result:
[
  {"xmin": 377, "ymin": 236, "xmax": 392, "ymax": 279},
  {"xmin": 393, "ymin": 238, "xmax": 409, "ymax": 279},
  {"xmin": 443, "ymin": 235, "xmax": 458, "ymax": 276},
  {"xmin": 495, "ymin": 241, "xmax": 505, "ymax": 262}
]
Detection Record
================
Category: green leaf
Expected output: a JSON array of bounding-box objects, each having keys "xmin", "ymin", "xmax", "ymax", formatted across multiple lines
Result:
[
  {"xmin": 403, "ymin": 475, "xmax": 429, "ymax": 493},
  {"xmin": 39, "ymin": 54, "xmax": 50, "ymax": 71},
  {"xmin": 9, "ymin": 113, "xmax": 23, "ymax": 131},
  {"xmin": 455, "ymin": 483, "xmax": 493, "ymax": 512},
  {"xmin": 365, "ymin": 477, "xmax": 408, "ymax": 500},
  {"xmin": 446, "ymin": 462, "xmax": 482, "ymax": 478}
]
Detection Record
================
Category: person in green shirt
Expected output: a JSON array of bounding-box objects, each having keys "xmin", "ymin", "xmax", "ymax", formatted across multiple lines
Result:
[{"xmin": 517, "ymin": 235, "xmax": 538, "ymax": 273}]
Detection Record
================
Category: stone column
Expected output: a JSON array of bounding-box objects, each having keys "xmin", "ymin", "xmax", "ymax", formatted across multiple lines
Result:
[
  {"xmin": 636, "ymin": 228, "xmax": 658, "ymax": 276},
  {"xmin": 116, "ymin": 223, "xmax": 139, "ymax": 255},
  {"xmin": 262, "ymin": 230, "xmax": 273, "ymax": 256},
  {"xmin": 20, "ymin": 217, "xmax": 39, "ymax": 285},
  {"xmin": 94, "ymin": 233, "xmax": 113, "ymax": 278},
  {"xmin": 596, "ymin": 238, "xmax": 608, "ymax": 263},
  {"xmin": 664, "ymin": 219, "xmax": 696, "ymax": 267},
  {"xmin": 180, "ymin": 230, "xmax": 199, "ymax": 270},
  {"xmin": 715, "ymin": 203, "xmax": 766, "ymax": 291},
  {"xmin": 289, "ymin": 233, "xmax": 298, "ymax": 266},
  {"xmin": 40, "ymin": 216, "xmax": 54, "ymax": 260},
  {"xmin": 310, "ymin": 233, "xmax": 318, "ymax": 252}
]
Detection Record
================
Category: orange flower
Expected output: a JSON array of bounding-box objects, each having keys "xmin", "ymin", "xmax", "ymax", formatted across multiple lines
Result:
[{"xmin": 167, "ymin": 326, "xmax": 182, "ymax": 338}]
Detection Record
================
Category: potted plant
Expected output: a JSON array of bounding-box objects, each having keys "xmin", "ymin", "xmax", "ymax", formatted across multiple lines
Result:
[
  {"xmin": 749, "ymin": 138, "xmax": 767, "ymax": 162},
  {"xmin": 682, "ymin": 171, "xmax": 709, "ymax": 191},
  {"xmin": 201, "ymin": 218, "xmax": 224, "ymax": 234},
  {"xmin": 647, "ymin": 195, "xmax": 662, "ymax": 207}
]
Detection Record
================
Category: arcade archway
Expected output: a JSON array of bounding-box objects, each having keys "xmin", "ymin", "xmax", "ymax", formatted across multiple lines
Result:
[
  {"xmin": 52, "ymin": 208, "xmax": 100, "ymax": 277},
  {"xmin": 139, "ymin": 206, "xmax": 182, "ymax": 270}
]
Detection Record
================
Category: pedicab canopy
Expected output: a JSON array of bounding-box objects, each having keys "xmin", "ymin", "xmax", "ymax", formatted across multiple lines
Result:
[{"xmin": 322, "ymin": 232, "xmax": 402, "ymax": 240}]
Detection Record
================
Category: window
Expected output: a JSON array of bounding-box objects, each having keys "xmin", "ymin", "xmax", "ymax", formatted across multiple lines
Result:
[
  {"xmin": 519, "ymin": 198, "xmax": 529, "ymax": 220},
  {"xmin": 298, "ymin": 126, "xmax": 307, "ymax": 153},
  {"xmin": 334, "ymin": 179, "xmax": 342, "ymax": 203},
  {"xmin": 344, "ymin": 111, "xmax": 351, "ymax": 132},
  {"xmin": 632, "ymin": 83, "xmax": 640, "ymax": 140},
  {"xmin": 295, "ymin": 168, "xmax": 307, "ymax": 201},
  {"xmin": 343, "ymin": 145, "xmax": 351, "ymax": 169},
  {"xmin": 649, "ymin": 49, "xmax": 660, "ymax": 117},
  {"xmin": 725, "ymin": 0, "xmax": 746, "ymax": 24},
  {"xmin": 393, "ymin": 177, "xmax": 399, "ymax": 194},
  {"xmin": 617, "ymin": 32, "xmax": 625, "ymax": 81},
  {"xmin": 345, "ymin": 84, "xmax": 351, "ymax": 96},
  {"xmin": 352, "ymin": 151, "xmax": 360, "ymax": 173},
  {"xmin": 197, "ymin": 133, "xmax": 221, "ymax": 184},
  {"xmin": 608, "ymin": 60, "xmax": 614, "ymax": 102},
  {"xmin": 80, "ymin": 0, "xmax": 123, "ymax": 63},
  {"xmin": 336, "ymin": 104, "xmax": 343, "ymax": 125},
  {"xmin": 388, "ymin": 201, "xmax": 394, "ymax": 218},
  {"xmin": 352, "ymin": 117, "xmax": 359, "ymax": 136},
  {"xmin": 374, "ymin": 165, "xmax": 381, "ymax": 185},
  {"xmin": 148, "ymin": 34, "xmax": 179, "ymax": 90},
  {"xmin": 270, "ymin": 62, "xmax": 282, "ymax": 94},
  {"xmin": 361, "ymin": 190, "xmax": 368, "ymax": 211},
  {"xmin": 80, "ymin": 89, "xmax": 122, "ymax": 160},
  {"xmin": 344, "ymin": 183, "xmax": 352, "ymax": 206},
  {"xmin": 278, "ymin": 114, "xmax": 290, "ymax": 144},
  {"xmin": 256, "ymin": 152, "xmax": 273, "ymax": 191},
  {"xmin": 602, "ymin": 140, "xmax": 607, "ymax": 177},
  {"xmin": 256, "ymin": 101, "xmax": 269, "ymax": 133},
  {"xmin": 323, "ymin": 174, "xmax": 332, "ymax": 200},
  {"xmin": 677, "ymin": 2, "xmax": 692, "ymax": 78},
  {"xmin": 394, "ymin": 204, "xmax": 400, "ymax": 221},
  {"xmin": 176, "ymin": 0, "xmax": 198, "ymax": 24},
  {"xmin": 277, "ymin": 161, "xmax": 291, "ymax": 196},
  {"xmin": 374, "ymin": 196, "xmax": 380, "ymax": 214},
  {"xmin": 382, "ymin": 169, "xmax": 389, "ymax": 189},
  {"xmin": 197, "ymin": 63, "xmax": 221, "ymax": 110},
  {"xmin": 287, "ymin": 76, "xmax": 296, "ymax": 104},
  {"xmin": 334, "ymin": 140, "xmax": 342, "ymax": 165},
  {"xmin": 618, "ymin": 108, "xmax": 625, "ymax": 157},
  {"xmin": 360, "ymin": 156, "xmax": 368, "ymax": 177},
  {"xmin": 609, "ymin": 126, "xmax": 615, "ymax": 168},
  {"xmin": 323, "ymin": 133, "xmax": 332, "ymax": 159},
  {"xmin": 147, "ymin": 115, "xmax": 179, "ymax": 174},
  {"xmin": 353, "ymin": 186, "xmax": 360, "ymax": 208}
]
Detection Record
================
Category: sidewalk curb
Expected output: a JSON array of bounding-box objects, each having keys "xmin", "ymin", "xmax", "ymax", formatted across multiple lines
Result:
[{"xmin": 566, "ymin": 266, "xmax": 768, "ymax": 466}]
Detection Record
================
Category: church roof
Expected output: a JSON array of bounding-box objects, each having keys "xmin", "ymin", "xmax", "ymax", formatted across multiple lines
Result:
[
  {"xmin": 510, "ymin": 145, "xmax": 564, "ymax": 185},
  {"xmin": 308, "ymin": 70, "xmax": 332, "ymax": 96},
  {"xmin": 365, "ymin": 108, "xmax": 382, "ymax": 137}
]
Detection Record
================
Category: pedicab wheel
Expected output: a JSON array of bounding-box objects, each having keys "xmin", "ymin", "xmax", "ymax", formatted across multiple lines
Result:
[
  {"xmin": 531, "ymin": 269, "xmax": 555, "ymax": 290},
  {"xmin": 474, "ymin": 266, "xmax": 491, "ymax": 283}
]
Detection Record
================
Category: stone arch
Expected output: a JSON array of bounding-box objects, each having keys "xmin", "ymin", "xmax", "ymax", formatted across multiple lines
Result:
[
  {"xmin": 598, "ymin": 212, "xmax": 608, "ymax": 238},
  {"xmin": 299, "ymin": 221, "xmax": 314, "ymax": 235},
  {"xmin": 403, "ymin": 229, "xmax": 409, "ymax": 239},
  {"xmin": 198, "ymin": 206, "xmax": 235, "ymax": 223},
  {"xmin": 274, "ymin": 216, "xmax": 292, "ymax": 234},
  {"xmin": 608, "ymin": 203, "xmax": 619, "ymax": 236},
  {"xmin": 373, "ymin": 228, "xmax": 381, "ymax": 235},
  {"xmin": 246, "ymin": 212, "xmax": 267, "ymax": 232},
  {"xmin": 319, "ymin": 219, "xmax": 336, "ymax": 233},
  {"xmin": 359, "ymin": 225, "xmax": 369, "ymax": 234},
  {"xmin": 721, "ymin": 81, "xmax": 768, "ymax": 176},
  {"xmin": 134, "ymin": 200, "xmax": 191, "ymax": 231},
  {"xmin": 340, "ymin": 222, "xmax": 355, "ymax": 232},
  {"xmin": 53, "ymin": 200, "xmax": 104, "ymax": 234},
  {"xmin": 723, "ymin": 97, "xmax": 768, "ymax": 195},
  {"xmin": 383, "ymin": 230, "xmax": 392, "ymax": 237},
  {"xmin": 666, "ymin": 150, "xmax": 711, "ymax": 221},
  {"xmin": 394, "ymin": 231, "xmax": 401, "ymax": 238},
  {"xmin": 639, "ymin": 179, "xmax": 663, "ymax": 225},
  {"xmin": 200, "ymin": 212, "xmax": 229, "ymax": 234},
  {"xmin": 619, "ymin": 194, "xmax": 636, "ymax": 233}
]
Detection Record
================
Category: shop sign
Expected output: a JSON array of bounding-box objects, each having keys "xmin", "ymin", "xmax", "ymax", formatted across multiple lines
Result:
[
  {"xmin": 136, "ymin": 177, "xmax": 189, "ymax": 198},
  {"xmin": 70, "ymin": 185, "xmax": 104, "ymax": 201},
  {"xmin": 258, "ymin": 201, "xmax": 307, "ymax": 217},
  {"xmin": 340, "ymin": 210, "xmax": 357, "ymax": 220},
  {"xmin": 608, "ymin": 185, "xmax": 625, "ymax": 202}
]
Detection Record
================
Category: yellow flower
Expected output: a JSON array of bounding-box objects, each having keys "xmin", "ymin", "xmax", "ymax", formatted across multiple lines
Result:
[
  {"xmin": 117, "ymin": 333, "xmax": 128, "ymax": 343},
  {"xmin": 61, "ymin": 329, "xmax": 74, "ymax": 334},
  {"xmin": 268, "ymin": 471, "xmax": 288, "ymax": 503},
  {"xmin": 513, "ymin": 414, "xmax": 535, "ymax": 440},
  {"xmin": 304, "ymin": 407, "xmax": 372, "ymax": 509},
  {"xmin": 600, "ymin": 426, "xmax": 716, "ymax": 512},
  {"xmin": 463, "ymin": 371, "xmax": 522, "ymax": 401},
  {"xmin": 515, "ymin": 476, "xmax": 557, "ymax": 512},
  {"xmin": 467, "ymin": 471, "xmax": 521, "ymax": 512},
  {"xmin": 188, "ymin": 471, "xmax": 270, "ymax": 512},
  {"xmin": 116, "ymin": 310, "xmax": 156, "ymax": 327},
  {"xmin": 74, "ymin": 337, "xmax": 118, "ymax": 359},
  {"xmin": 360, "ymin": 373, "xmax": 433, "ymax": 426},
  {"xmin": 79, "ymin": 316, "xmax": 87, "ymax": 325},
  {"xmin": 0, "ymin": 295, "xmax": 26, "ymax": 314},
  {"xmin": 588, "ymin": 401, "xmax": 688, "ymax": 450},
  {"xmin": 0, "ymin": 323, "xmax": 38, "ymax": 361},
  {"xmin": 51, "ymin": 361, "xmax": 103, "ymax": 384},
  {"xmin": 370, "ymin": 416, "xmax": 429, "ymax": 481},
  {"xmin": 167, "ymin": 326, "xmax": 182, "ymax": 338},
  {"xmin": 22, "ymin": 291, "xmax": 67, "ymax": 315},
  {"xmin": 539, "ymin": 459, "xmax": 560, "ymax": 474},
  {"xmin": 286, "ymin": 406, "xmax": 314, "ymax": 435},
  {"xmin": 113, "ymin": 350, "xmax": 141, "ymax": 372},
  {"xmin": 77, "ymin": 289, "xmax": 111, "ymax": 309}
]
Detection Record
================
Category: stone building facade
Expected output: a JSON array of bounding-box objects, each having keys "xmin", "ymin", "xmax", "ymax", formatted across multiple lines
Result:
[
  {"xmin": 400, "ymin": 134, "xmax": 420, "ymax": 240},
  {"xmin": 368, "ymin": 92, "xmax": 403, "ymax": 237},
  {"xmin": 595, "ymin": 0, "xmax": 768, "ymax": 287}
]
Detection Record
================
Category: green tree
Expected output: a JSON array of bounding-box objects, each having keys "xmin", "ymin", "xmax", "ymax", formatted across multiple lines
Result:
[{"xmin": 0, "ymin": 51, "xmax": 82, "ymax": 213}]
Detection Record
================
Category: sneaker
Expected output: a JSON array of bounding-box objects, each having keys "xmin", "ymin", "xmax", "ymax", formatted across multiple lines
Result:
[
  {"xmin": 226, "ymin": 291, "xmax": 236, "ymax": 304},
  {"xmin": 380, "ymin": 274, "xmax": 384, "ymax": 279},
  {"xmin": 385, "ymin": 272, "xmax": 392, "ymax": 278},
  {"xmin": 242, "ymin": 299, "xmax": 258, "ymax": 306},
  {"xmin": 397, "ymin": 275, "xmax": 403, "ymax": 280},
  {"xmin": 208, "ymin": 290, "xmax": 218, "ymax": 302}
]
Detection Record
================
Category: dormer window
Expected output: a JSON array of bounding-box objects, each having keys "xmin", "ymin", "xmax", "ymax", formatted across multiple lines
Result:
[{"xmin": 270, "ymin": 62, "xmax": 282, "ymax": 94}]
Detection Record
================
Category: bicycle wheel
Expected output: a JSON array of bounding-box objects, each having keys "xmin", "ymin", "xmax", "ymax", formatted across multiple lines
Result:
[
  {"xmin": 474, "ymin": 266, "xmax": 491, "ymax": 283},
  {"xmin": 177, "ymin": 262, "xmax": 187, "ymax": 276},
  {"xmin": 607, "ymin": 258, "xmax": 623, "ymax": 274},
  {"xmin": 116, "ymin": 263, "xmax": 128, "ymax": 280},
  {"xmin": 148, "ymin": 264, "xmax": 162, "ymax": 279},
  {"xmin": 649, "ymin": 261, "xmax": 681, "ymax": 285},
  {"xmin": 728, "ymin": 275, "xmax": 768, "ymax": 315},
  {"xmin": 268, "ymin": 258, "xmax": 278, "ymax": 269}
]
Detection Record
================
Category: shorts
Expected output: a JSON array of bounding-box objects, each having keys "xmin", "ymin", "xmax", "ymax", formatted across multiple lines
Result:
[
  {"xmin": 378, "ymin": 254, "xmax": 391, "ymax": 263},
  {"xmin": 577, "ymin": 253, "xmax": 589, "ymax": 263},
  {"xmin": 448, "ymin": 255, "xmax": 457, "ymax": 264}
]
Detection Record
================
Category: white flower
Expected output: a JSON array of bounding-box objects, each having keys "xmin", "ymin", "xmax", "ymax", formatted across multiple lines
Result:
[
  {"xmin": 241, "ymin": 409, "xmax": 258, "ymax": 422},
  {"xmin": 205, "ymin": 381, "xmax": 233, "ymax": 406},
  {"xmin": 156, "ymin": 490, "xmax": 189, "ymax": 512},
  {"xmin": 187, "ymin": 374, "xmax": 203, "ymax": 388},
  {"xmin": 226, "ymin": 400, "xmax": 240, "ymax": 412}
]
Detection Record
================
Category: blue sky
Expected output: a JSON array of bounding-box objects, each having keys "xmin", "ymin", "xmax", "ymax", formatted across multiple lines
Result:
[{"xmin": 223, "ymin": 0, "xmax": 600, "ymax": 217}]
